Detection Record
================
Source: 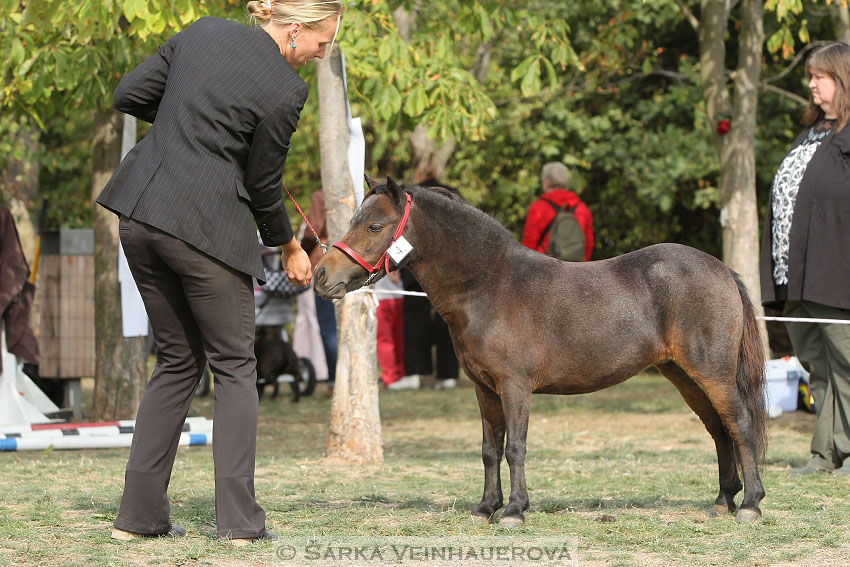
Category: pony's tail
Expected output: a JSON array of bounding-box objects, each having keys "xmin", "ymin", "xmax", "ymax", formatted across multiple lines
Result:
[{"xmin": 731, "ymin": 271, "xmax": 768, "ymax": 462}]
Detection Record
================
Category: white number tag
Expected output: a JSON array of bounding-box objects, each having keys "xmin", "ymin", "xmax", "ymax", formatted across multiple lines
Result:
[{"xmin": 387, "ymin": 236, "xmax": 413, "ymax": 266}]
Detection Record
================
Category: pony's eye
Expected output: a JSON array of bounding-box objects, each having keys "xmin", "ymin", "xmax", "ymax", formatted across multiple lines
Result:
[{"xmin": 367, "ymin": 224, "xmax": 383, "ymax": 233}]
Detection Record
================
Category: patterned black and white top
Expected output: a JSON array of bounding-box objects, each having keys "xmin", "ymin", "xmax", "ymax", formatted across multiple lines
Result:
[{"xmin": 770, "ymin": 119, "xmax": 835, "ymax": 285}]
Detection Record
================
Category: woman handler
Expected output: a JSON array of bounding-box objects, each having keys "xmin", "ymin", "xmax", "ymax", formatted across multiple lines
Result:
[{"xmin": 97, "ymin": 0, "xmax": 344, "ymax": 544}]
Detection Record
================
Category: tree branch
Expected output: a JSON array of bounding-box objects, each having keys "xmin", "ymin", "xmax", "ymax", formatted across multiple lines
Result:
[
  {"xmin": 760, "ymin": 83, "xmax": 808, "ymax": 106},
  {"xmin": 673, "ymin": 0, "xmax": 699, "ymax": 31},
  {"xmin": 763, "ymin": 40, "xmax": 831, "ymax": 84}
]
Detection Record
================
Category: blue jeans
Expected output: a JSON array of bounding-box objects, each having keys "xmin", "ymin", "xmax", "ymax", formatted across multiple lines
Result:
[{"xmin": 315, "ymin": 295, "xmax": 338, "ymax": 386}]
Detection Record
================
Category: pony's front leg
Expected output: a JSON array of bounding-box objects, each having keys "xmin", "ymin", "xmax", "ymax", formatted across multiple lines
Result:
[
  {"xmin": 499, "ymin": 383, "xmax": 532, "ymax": 528},
  {"xmin": 471, "ymin": 385, "xmax": 506, "ymax": 522}
]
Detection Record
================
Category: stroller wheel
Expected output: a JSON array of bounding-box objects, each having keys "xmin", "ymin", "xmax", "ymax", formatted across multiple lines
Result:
[{"xmin": 296, "ymin": 358, "xmax": 317, "ymax": 397}]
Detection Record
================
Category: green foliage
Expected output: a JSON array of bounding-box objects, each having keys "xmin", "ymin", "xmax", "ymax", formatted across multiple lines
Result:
[{"xmin": 0, "ymin": 0, "xmax": 839, "ymax": 259}]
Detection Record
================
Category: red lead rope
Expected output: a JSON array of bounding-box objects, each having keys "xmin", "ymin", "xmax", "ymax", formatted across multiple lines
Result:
[
  {"xmin": 283, "ymin": 183, "xmax": 327, "ymax": 255},
  {"xmin": 334, "ymin": 193, "xmax": 412, "ymax": 285}
]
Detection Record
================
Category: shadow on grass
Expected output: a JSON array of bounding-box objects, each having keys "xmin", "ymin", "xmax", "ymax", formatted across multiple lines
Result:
[{"xmin": 536, "ymin": 495, "xmax": 711, "ymax": 514}]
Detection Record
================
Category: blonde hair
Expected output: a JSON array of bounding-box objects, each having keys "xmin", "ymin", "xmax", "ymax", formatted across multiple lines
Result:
[
  {"xmin": 803, "ymin": 41, "xmax": 850, "ymax": 131},
  {"xmin": 247, "ymin": 0, "xmax": 344, "ymax": 30}
]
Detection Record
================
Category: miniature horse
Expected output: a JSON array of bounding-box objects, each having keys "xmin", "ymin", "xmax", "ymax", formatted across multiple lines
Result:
[{"xmin": 313, "ymin": 178, "xmax": 767, "ymax": 526}]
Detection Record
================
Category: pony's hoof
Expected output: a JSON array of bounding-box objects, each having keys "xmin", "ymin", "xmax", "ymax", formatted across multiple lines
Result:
[
  {"xmin": 498, "ymin": 515, "xmax": 524, "ymax": 529},
  {"xmin": 709, "ymin": 503, "xmax": 735, "ymax": 517},
  {"xmin": 469, "ymin": 513, "xmax": 491, "ymax": 524},
  {"xmin": 735, "ymin": 507, "xmax": 761, "ymax": 523}
]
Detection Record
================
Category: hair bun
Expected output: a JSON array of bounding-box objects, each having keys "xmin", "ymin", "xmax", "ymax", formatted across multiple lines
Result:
[{"xmin": 247, "ymin": 0, "xmax": 271, "ymax": 23}]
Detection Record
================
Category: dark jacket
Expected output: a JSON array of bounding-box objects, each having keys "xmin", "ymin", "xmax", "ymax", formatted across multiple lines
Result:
[
  {"xmin": 0, "ymin": 206, "xmax": 39, "ymax": 371},
  {"xmin": 97, "ymin": 17, "xmax": 308, "ymax": 281},
  {"xmin": 760, "ymin": 122, "xmax": 850, "ymax": 310}
]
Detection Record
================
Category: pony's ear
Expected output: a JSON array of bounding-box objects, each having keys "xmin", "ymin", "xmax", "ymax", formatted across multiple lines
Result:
[
  {"xmin": 385, "ymin": 176, "xmax": 405, "ymax": 204},
  {"xmin": 364, "ymin": 174, "xmax": 381, "ymax": 191}
]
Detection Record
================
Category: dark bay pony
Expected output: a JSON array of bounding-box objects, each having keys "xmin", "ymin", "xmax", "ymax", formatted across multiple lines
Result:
[{"xmin": 314, "ymin": 178, "xmax": 767, "ymax": 526}]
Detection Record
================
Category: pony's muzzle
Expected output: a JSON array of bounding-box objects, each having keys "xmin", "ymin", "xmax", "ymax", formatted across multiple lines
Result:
[{"xmin": 312, "ymin": 265, "xmax": 347, "ymax": 299}]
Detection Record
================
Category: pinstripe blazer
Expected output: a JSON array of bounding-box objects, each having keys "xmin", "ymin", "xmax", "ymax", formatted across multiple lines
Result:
[{"xmin": 97, "ymin": 17, "xmax": 309, "ymax": 281}]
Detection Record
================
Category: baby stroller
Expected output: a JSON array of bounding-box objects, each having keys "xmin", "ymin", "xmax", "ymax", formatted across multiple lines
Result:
[{"xmin": 254, "ymin": 241, "xmax": 316, "ymax": 402}]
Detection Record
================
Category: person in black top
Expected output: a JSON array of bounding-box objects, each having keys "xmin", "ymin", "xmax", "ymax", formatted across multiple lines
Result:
[
  {"xmin": 760, "ymin": 41, "xmax": 850, "ymax": 477},
  {"xmin": 101, "ymin": 0, "xmax": 344, "ymax": 544}
]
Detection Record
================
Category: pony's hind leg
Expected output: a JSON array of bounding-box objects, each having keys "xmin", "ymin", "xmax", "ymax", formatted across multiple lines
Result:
[
  {"xmin": 471, "ymin": 385, "xmax": 506, "ymax": 522},
  {"xmin": 656, "ymin": 362, "xmax": 742, "ymax": 516}
]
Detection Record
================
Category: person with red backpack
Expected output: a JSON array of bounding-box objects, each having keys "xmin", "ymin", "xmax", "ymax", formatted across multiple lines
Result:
[{"xmin": 521, "ymin": 162, "xmax": 593, "ymax": 262}]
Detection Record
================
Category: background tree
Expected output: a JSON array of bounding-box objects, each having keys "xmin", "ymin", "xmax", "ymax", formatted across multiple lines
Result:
[
  {"xmin": 319, "ymin": 46, "xmax": 384, "ymax": 463},
  {"xmin": 1, "ymin": 0, "xmax": 242, "ymax": 418},
  {"xmin": 4, "ymin": 0, "xmax": 846, "ymax": 406}
]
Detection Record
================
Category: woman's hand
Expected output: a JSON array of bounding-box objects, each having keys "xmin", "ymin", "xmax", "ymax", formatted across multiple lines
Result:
[{"xmin": 281, "ymin": 236, "xmax": 312, "ymax": 286}]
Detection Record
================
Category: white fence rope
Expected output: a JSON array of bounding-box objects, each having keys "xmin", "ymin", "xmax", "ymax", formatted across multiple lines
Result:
[
  {"xmin": 345, "ymin": 290, "xmax": 850, "ymax": 321},
  {"xmin": 347, "ymin": 289, "xmax": 429, "ymax": 298},
  {"xmin": 343, "ymin": 290, "xmax": 850, "ymax": 324},
  {"xmin": 758, "ymin": 316, "xmax": 850, "ymax": 325}
]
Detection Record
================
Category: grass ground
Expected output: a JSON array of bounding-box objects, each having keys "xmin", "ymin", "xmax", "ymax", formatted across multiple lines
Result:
[{"xmin": 1, "ymin": 372, "xmax": 848, "ymax": 567}]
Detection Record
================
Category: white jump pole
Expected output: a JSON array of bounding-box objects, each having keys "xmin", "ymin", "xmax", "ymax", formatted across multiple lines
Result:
[{"xmin": 0, "ymin": 430, "xmax": 212, "ymax": 452}]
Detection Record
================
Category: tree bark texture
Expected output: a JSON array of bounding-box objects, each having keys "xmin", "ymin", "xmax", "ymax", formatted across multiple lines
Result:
[
  {"xmin": 392, "ymin": 5, "xmax": 458, "ymax": 183},
  {"xmin": 837, "ymin": 3, "xmax": 850, "ymax": 42},
  {"xmin": 89, "ymin": 107, "xmax": 147, "ymax": 421},
  {"xmin": 318, "ymin": 47, "xmax": 383, "ymax": 464},
  {"xmin": 3, "ymin": 127, "xmax": 41, "ymax": 340},
  {"xmin": 3, "ymin": 125, "xmax": 40, "ymax": 265},
  {"xmin": 698, "ymin": 0, "xmax": 770, "ymax": 355}
]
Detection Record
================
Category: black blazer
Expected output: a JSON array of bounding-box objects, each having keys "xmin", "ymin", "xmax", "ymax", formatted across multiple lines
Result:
[
  {"xmin": 760, "ymin": 121, "xmax": 850, "ymax": 310},
  {"xmin": 97, "ymin": 17, "xmax": 308, "ymax": 281}
]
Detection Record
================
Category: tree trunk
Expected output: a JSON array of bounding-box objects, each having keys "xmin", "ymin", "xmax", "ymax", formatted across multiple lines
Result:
[
  {"xmin": 318, "ymin": 46, "xmax": 383, "ymax": 464},
  {"xmin": 837, "ymin": 3, "xmax": 850, "ymax": 42},
  {"xmin": 89, "ymin": 108, "xmax": 147, "ymax": 420},
  {"xmin": 3, "ymin": 125, "xmax": 40, "ymax": 266},
  {"xmin": 3, "ymin": 125, "xmax": 41, "ymax": 339},
  {"xmin": 392, "ymin": 6, "xmax": 492, "ymax": 184},
  {"xmin": 699, "ymin": 0, "xmax": 770, "ymax": 355}
]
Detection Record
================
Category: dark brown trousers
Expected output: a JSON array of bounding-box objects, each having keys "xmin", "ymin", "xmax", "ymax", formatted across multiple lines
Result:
[{"xmin": 114, "ymin": 217, "xmax": 265, "ymax": 538}]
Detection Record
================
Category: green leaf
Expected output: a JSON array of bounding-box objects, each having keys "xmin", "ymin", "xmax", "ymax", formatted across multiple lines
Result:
[
  {"xmin": 510, "ymin": 55, "xmax": 536, "ymax": 84},
  {"xmin": 123, "ymin": 0, "xmax": 135, "ymax": 21},
  {"xmin": 378, "ymin": 39, "xmax": 392, "ymax": 63},
  {"xmin": 477, "ymin": 4, "xmax": 493, "ymax": 41},
  {"xmin": 542, "ymin": 57, "xmax": 558, "ymax": 90},
  {"xmin": 798, "ymin": 20, "xmax": 809, "ymax": 44},
  {"xmin": 403, "ymin": 85, "xmax": 428, "ymax": 117},
  {"xmin": 134, "ymin": 0, "xmax": 147, "ymax": 20},
  {"xmin": 520, "ymin": 58, "xmax": 541, "ymax": 97},
  {"xmin": 10, "ymin": 38, "xmax": 25, "ymax": 66}
]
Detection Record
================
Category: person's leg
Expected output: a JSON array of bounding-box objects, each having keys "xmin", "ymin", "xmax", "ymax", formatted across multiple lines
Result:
[
  {"xmin": 800, "ymin": 301, "xmax": 850, "ymax": 468},
  {"xmin": 114, "ymin": 218, "xmax": 207, "ymax": 535},
  {"xmin": 377, "ymin": 300, "xmax": 398, "ymax": 385},
  {"xmin": 402, "ymin": 296, "xmax": 433, "ymax": 376},
  {"xmin": 152, "ymin": 228, "xmax": 266, "ymax": 539},
  {"xmin": 390, "ymin": 298, "xmax": 405, "ymax": 381},
  {"xmin": 314, "ymin": 295, "xmax": 338, "ymax": 386},
  {"xmin": 433, "ymin": 306, "xmax": 459, "ymax": 382},
  {"xmin": 784, "ymin": 301, "xmax": 836, "ymax": 471}
]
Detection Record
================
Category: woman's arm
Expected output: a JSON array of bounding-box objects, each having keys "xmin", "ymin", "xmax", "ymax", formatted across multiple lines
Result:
[
  {"xmin": 244, "ymin": 83, "xmax": 310, "ymax": 247},
  {"xmin": 113, "ymin": 37, "xmax": 177, "ymax": 123}
]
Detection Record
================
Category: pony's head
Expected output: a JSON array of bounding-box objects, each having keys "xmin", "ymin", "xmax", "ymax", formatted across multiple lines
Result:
[{"xmin": 313, "ymin": 176, "xmax": 410, "ymax": 299}]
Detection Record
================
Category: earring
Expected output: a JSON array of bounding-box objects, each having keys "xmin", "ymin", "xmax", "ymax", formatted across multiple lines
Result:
[{"xmin": 290, "ymin": 37, "xmax": 297, "ymax": 49}]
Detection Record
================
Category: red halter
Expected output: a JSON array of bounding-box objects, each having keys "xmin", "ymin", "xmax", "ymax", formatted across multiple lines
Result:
[{"xmin": 333, "ymin": 193, "xmax": 412, "ymax": 286}]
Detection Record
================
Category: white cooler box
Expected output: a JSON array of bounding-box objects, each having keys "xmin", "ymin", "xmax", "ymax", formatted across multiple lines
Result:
[{"xmin": 764, "ymin": 359, "xmax": 803, "ymax": 413}]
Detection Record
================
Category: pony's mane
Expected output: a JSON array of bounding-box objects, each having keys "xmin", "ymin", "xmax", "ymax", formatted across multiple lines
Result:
[{"xmin": 371, "ymin": 182, "xmax": 517, "ymax": 248}]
